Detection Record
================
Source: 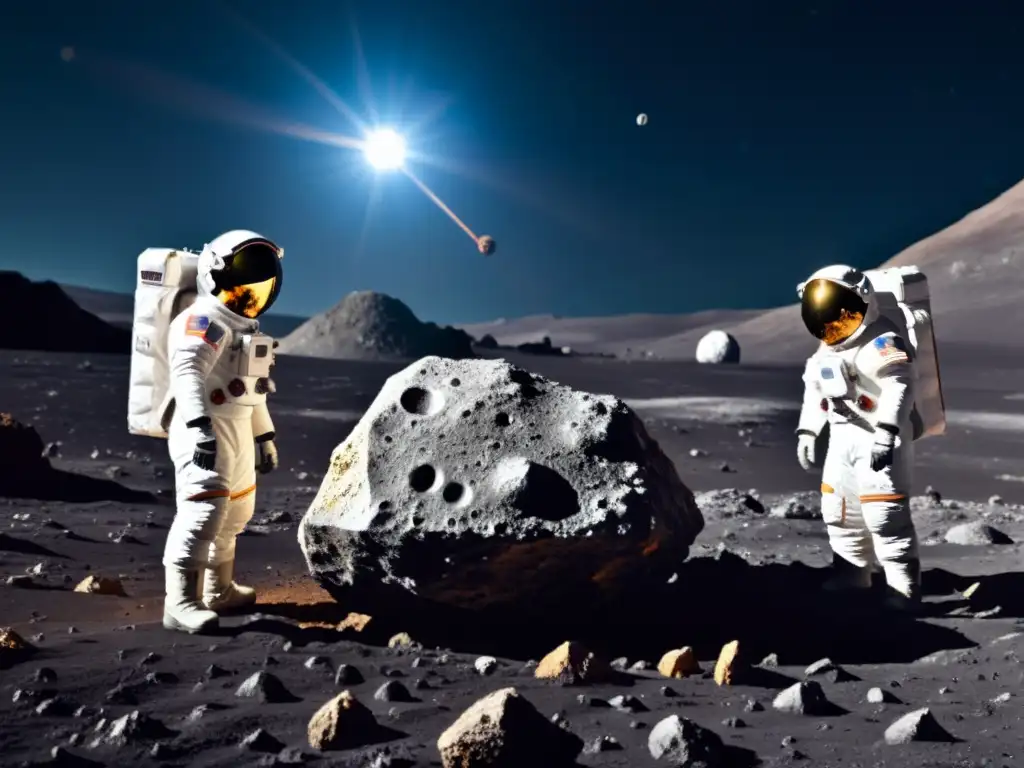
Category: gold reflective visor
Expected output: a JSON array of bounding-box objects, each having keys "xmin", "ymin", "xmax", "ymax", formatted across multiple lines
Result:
[
  {"xmin": 217, "ymin": 277, "xmax": 278, "ymax": 319},
  {"xmin": 800, "ymin": 278, "xmax": 868, "ymax": 345}
]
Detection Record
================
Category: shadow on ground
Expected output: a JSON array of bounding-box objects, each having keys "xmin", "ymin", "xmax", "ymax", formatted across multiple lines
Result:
[
  {"xmin": 248, "ymin": 552, "xmax": 979, "ymax": 666},
  {"xmin": 0, "ymin": 468, "xmax": 156, "ymax": 504}
]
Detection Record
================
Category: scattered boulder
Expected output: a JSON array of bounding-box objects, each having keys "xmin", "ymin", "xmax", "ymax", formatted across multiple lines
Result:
[
  {"xmin": 299, "ymin": 357, "xmax": 704, "ymax": 624},
  {"xmin": 535, "ymin": 641, "xmax": 613, "ymax": 685},
  {"xmin": 867, "ymin": 687, "xmax": 900, "ymax": 704},
  {"xmin": 0, "ymin": 414, "xmax": 49, "ymax": 475},
  {"xmin": 474, "ymin": 656, "xmax": 498, "ymax": 676},
  {"xmin": 388, "ymin": 632, "xmax": 416, "ymax": 649},
  {"xmin": 944, "ymin": 522, "xmax": 1013, "ymax": 546},
  {"xmin": 335, "ymin": 664, "xmax": 365, "ymax": 686},
  {"xmin": 713, "ymin": 640, "xmax": 742, "ymax": 685},
  {"xmin": 308, "ymin": 690, "xmax": 381, "ymax": 751},
  {"xmin": 804, "ymin": 657, "xmax": 858, "ymax": 683},
  {"xmin": 279, "ymin": 291, "xmax": 476, "ymax": 360},
  {"xmin": 772, "ymin": 682, "xmax": 832, "ymax": 716},
  {"xmin": 657, "ymin": 647, "xmax": 701, "ymax": 679},
  {"xmin": 90, "ymin": 711, "xmax": 174, "ymax": 748},
  {"xmin": 73, "ymin": 575, "xmax": 127, "ymax": 597},
  {"xmin": 234, "ymin": 672, "xmax": 299, "ymax": 703},
  {"xmin": 883, "ymin": 708, "xmax": 955, "ymax": 744},
  {"xmin": 648, "ymin": 714, "xmax": 726, "ymax": 766},
  {"xmin": 695, "ymin": 330, "xmax": 740, "ymax": 364},
  {"xmin": 0, "ymin": 628, "xmax": 35, "ymax": 669},
  {"xmin": 437, "ymin": 687, "xmax": 583, "ymax": 768}
]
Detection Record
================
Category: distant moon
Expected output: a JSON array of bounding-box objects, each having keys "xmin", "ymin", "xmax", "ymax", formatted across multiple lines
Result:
[
  {"xmin": 636, "ymin": 113, "xmax": 648, "ymax": 126},
  {"xmin": 60, "ymin": 47, "xmax": 75, "ymax": 62}
]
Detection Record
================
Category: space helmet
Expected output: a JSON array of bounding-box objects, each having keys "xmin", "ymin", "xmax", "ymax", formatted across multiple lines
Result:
[
  {"xmin": 196, "ymin": 230, "xmax": 283, "ymax": 319},
  {"xmin": 795, "ymin": 264, "xmax": 877, "ymax": 347}
]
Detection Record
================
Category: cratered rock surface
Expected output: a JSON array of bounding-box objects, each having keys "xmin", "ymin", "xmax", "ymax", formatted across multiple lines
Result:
[
  {"xmin": 695, "ymin": 329, "xmax": 740, "ymax": 364},
  {"xmin": 298, "ymin": 356, "xmax": 704, "ymax": 620}
]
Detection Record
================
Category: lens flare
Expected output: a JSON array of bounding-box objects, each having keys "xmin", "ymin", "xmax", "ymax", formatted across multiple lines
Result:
[{"xmin": 363, "ymin": 128, "xmax": 406, "ymax": 170}]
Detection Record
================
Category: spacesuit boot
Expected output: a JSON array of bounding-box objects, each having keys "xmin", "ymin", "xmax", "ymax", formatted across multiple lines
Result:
[
  {"xmin": 163, "ymin": 565, "xmax": 220, "ymax": 634},
  {"xmin": 203, "ymin": 559, "xmax": 257, "ymax": 613}
]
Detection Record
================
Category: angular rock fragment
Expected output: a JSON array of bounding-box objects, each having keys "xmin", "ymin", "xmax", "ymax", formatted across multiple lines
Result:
[
  {"xmin": 437, "ymin": 687, "xmax": 582, "ymax": 767},
  {"xmin": 772, "ymin": 682, "xmax": 832, "ymax": 716},
  {"xmin": 299, "ymin": 357, "xmax": 704, "ymax": 619},
  {"xmin": 308, "ymin": 690, "xmax": 380, "ymax": 751},
  {"xmin": 535, "ymin": 641, "xmax": 612, "ymax": 685},
  {"xmin": 657, "ymin": 647, "xmax": 701, "ymax": 679},
  {"xmin": 234, "ymin": 671, "xmax": 300, "ymax": 703},
  {"xmin": 713, "ymin": 640, "xmax": 742, "ymax": 685},
  {"xmin": 944, "ymin": 522, "xmax": 1013, "ymax": 546},
  {"xmin": 883, "ymin": 707, "xmax": 955, "ymax": 744},
  {"xmin": 73, "ymin": 575, "xmax": 127, "ymax": 597},
  {"xmin": 648, "ymin": 714, "xmax": 726, "ymax": 766}
]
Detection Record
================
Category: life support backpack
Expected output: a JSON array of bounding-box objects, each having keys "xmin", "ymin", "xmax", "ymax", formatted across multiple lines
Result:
[
  {"xmin": 863, "ymin": 265, "xmax": 947, "ymax": 439},
  {"xmin": 127, "ymin": 248, "xmax": 201, "ymax": 438}
]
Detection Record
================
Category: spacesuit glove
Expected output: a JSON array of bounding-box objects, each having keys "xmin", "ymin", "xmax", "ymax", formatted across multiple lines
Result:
[
  {"xmin": 188, "ymin": 419, "xmax": 217, "ymax": 472},
  {"xmin": 869, "ymin": 428, "xmax": 896, "ymax": 472},
  {"xmin": 256, "ymin": 439, "xmax": 279, "ymax": 475},
  {"xmin": 796, "ymin": 433, "xmax": 816, "ymax": 472}
]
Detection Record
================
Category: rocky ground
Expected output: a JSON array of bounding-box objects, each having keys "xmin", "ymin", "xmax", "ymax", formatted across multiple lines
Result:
[{"xmin": 2, "ymin": 350, "xmax": 1024, "ymax": 768}]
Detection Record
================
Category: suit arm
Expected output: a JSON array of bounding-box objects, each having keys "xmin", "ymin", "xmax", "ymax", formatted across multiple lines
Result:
[
  {"xmin": 252, "ymin": 402, "xmax": 275, "ymax": 442},
  {"xmin": 169, "ymin": 317, "xmax": 228, "ymax": 427},
  {"xmin": 796, "ymin": 357, "xmax": 827, "ymax": 437}
]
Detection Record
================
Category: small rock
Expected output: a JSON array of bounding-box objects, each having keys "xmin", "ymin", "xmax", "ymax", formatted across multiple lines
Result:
[
  {"xmin": 73, "ymin": 575, "xmax": 127, "ymax": 597},
  {"xmin": 758, "ymin": 653, "xmax": 779, "ymax": 668},
  {"xmin": 883, "ymin": 707, "xmax": 955, "ymax": 744},
  {"xmin": 474, "ymin": 656, "xmax": 498, "ymax": 675},
  {"xmin": 584, "ymin": 735, "xmax": 622, "ymax": 753},
  {"xmin": 722, "ymin": 717, "xmax": 746, "ymax": 728},
  {"xmin": 657, "ymin": 647, "xmax": 701, "ymax": 678},
  {"xmin": 772, "ymin": 682, "xmax": 832, "ymax": 716},
  {"xmin": 713, "ymin": 640, "xmax": 742, "ymax": 685},
  {"xmin": 374, "ymin": 681, "xmax": 414, "ymax": 703},
  {"xmin": 945, "ymin": 522, "xmax": 1013, "ymax": 546},
  {"xmin": 867, "ymin": 687, "xmax": 900, "ymax": 704},
  {"xmin": 437, "ymin": 687, "xmax": 583, "ymax": 767},
  {"xmin": 307, "ymin": 690, "xmax": 380, "ymax": 751},
  {"xmin": 335, "ymin": 664, "xmax": 365, "ymax": 686},
  {"xmin": 240, "ymin": 728, "xmax": 285, "ymax": 752},
  {"xmin": 648, "ymin": 714, "xmax": 726, "ymax": 766},
  {"xmin": 387, "ymin": 632, "xmax": 415, "ymax": 649},
  {"xmin": 743, "ymin": 698, "xmax": 764, "ymax": 713},
  {"xmin": 535, "ymin": 640, "xmax": 612, "ymax": 685},
  {"xmin": 304, "ymin": 655, "xmax": 332, "ymax": 670},
  {"xmin": 234, "ymin": 672, "xmax": 299, "ymax": 703},
  {"xmin": 609, "ymin": 694, "xmax": 648, "ymax": 713}
]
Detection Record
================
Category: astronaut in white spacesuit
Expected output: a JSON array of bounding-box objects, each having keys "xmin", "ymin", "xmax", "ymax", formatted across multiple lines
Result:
[
  {"xmin": 795, "ymin": 264, "xmax": 922, "ymax": 612},
  {"xmin": 161, "ymin": 231, "xmax": 283, "ymax": 634}
]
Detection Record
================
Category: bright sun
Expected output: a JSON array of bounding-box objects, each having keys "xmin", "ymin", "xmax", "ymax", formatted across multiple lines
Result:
[{"xmin": 363, "ymin": 128, "xmax": 407, "ymax": 171}]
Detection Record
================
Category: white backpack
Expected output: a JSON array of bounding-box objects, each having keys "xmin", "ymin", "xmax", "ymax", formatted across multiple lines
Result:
[
  {"xmin": 127, "ymin": 248, "xmax": 201, "ymax": 438},
  {"xmin": 863, "ymin": 266, "xmax": 947, "ymax": 439}
]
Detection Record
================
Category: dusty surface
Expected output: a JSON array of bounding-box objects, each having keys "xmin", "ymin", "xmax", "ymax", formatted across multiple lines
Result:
[{"xmin": 1, "ymin": 348, "xmax": 1023, "ymax": 767}]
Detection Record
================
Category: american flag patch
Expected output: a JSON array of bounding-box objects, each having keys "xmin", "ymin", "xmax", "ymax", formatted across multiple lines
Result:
[
  {"xmin": 185, "ymin": 315, "xmax": 224, "ymax": 348},
  {"xmin": 874, "ymin": 335, "xmax": 908, "ymax": 361}
]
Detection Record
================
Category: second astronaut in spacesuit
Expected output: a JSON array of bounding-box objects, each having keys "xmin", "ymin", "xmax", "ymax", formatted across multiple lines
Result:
[
  {"xmin": 161, "ymin": 231, "xmax": 283, "ymax": 634},
  {"xmin": 795, "ymin": 264, "xmax": 922, "ymax": 612}
]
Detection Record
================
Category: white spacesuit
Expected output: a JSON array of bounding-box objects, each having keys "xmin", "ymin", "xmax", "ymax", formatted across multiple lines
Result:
[
  {"xmin": 160, "ymin": 231, "xmax": 283, "ymax": 634},
  {"xmin": 795, "ymin": 264, "xmax": 927, "ymax": 612}
]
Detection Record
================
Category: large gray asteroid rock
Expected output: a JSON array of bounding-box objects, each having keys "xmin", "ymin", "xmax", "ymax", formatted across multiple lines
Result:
[
  {"xmin": 298, "ymin": 356, "xmax": 704, "ymax": 620},
  {"xmin": 695, "ymin": 330, "xmax": 740, "ymax": 364}
]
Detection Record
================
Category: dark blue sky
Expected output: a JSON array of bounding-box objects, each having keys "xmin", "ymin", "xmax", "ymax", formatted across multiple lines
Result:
[{"xmin": 3, "ymin": 1, "xmax": 1023, "ymax": 324}]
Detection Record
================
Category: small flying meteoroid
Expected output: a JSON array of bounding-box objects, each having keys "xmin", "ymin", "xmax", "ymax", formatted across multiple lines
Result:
[
  {"xmin": 361, "ymin": 127, "xmax": 496, "ymax": 257},
  {"xmin": 636, "ymin": 113, "xmax": 648, "ymax": 126}
]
